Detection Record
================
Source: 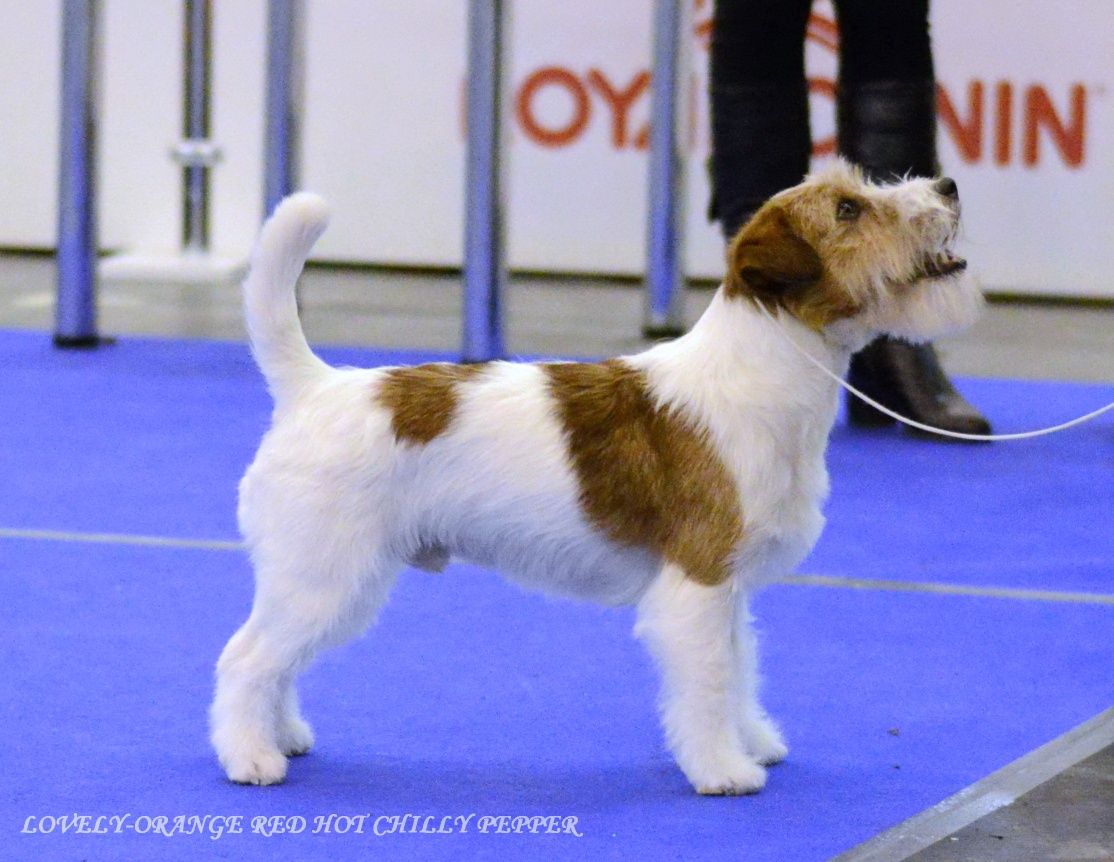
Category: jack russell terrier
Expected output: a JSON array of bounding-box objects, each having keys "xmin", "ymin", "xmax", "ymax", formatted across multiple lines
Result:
[{"xmin": 211, "ymin": 161, "xmax": 981, "ymax": 795}]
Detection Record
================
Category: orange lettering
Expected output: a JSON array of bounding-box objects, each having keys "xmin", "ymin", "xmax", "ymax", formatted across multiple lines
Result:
[
  {"xmin": 994, "ymin": 81, "xmax": 1013, "ymax": 166},
  {"xmin": 808, "ymin": 77, "xmax": 836, "ymax": 157},
  {"xmin": 516, "ymin": 67, "xmax": 591, "ymax": 148},
  {"xmin": 585, "ymin": 69, "xmax": 650, "ymax": 149},
  {"xmin": 937, "ymin": 82, "xmax": 983, "ymax": 164},
  {"xmin": 1024, "ymin": 84, "xmax": 1086, "ymax": 168}
]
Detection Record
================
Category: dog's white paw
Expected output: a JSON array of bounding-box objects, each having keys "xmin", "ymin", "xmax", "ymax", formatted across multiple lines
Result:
[
  {"xmin": 685, "ymin": 750, "xmax": 768, "ymax": 796},
  {"xmin": 278, "ymin": 716, "xmax": 315, "ymax": 757},
  {"xmin": 221, "ymin": 747, "xmax": 289, "ymax": 786},
  {"xmin": 743, "ymin": 717, "xmax": 788, "ymax": 766}
]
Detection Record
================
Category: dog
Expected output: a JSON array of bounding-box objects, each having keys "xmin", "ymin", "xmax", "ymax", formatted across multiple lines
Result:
[{"xmin": 210, "ymin": 160, "xmax": 982, "ymax": 795}]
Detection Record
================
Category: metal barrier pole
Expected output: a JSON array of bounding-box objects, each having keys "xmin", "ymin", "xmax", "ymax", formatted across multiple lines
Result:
[
  {"xmin": 54, "ymin": 0, "xmax": 102, "ymax": 347},
  {"xmin": 461, "ymin": 0, "xmax": 507, "ymax": 362},
  {"xmin": 264, "ymin": 0, "xmax": 303, "ymax": 217},
  {"xmin": 643, "ymin": 0, "xmax": 690, "ymax": 338},
  {"xmin": 178, "ymin": 0, "xmax": 216, "ymax": 253},
  {"xmin": 99, "ymin": 0, "xmax": 242, "ymax": 288}
]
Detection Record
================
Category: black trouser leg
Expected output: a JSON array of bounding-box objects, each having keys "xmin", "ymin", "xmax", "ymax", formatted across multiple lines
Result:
[
  {"xmin": 835, "ymin": 0, "xmax": 937, "ymax": 182},
  {"xmin": 834, "ymin": 0, "xmax": 991, "ymax": 439},
  {"xmin": 709, "ymin": 0, "xmax": 813, "ymax": 240}
]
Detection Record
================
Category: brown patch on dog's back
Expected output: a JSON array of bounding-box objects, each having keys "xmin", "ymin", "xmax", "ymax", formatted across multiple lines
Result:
[
  {"xmin": 545, "ymin": 360, "xmax": 742, "ymax": 585},
  {"xmin": 377, "ymin": 363, "xmax": 487, "ymax": 444}
]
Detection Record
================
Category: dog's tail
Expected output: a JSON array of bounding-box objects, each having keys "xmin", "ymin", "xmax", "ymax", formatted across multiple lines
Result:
[{"xmin": 242, "ymin": 193, "xmax": 331, "ymax": 407}]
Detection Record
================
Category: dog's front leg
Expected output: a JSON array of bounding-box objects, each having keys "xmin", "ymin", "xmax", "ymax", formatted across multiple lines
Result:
[
  {"xmin": 635, "ymin": 564, "xmax": 767, "ymax": 795},
  {"xmin": 732, "ymin": 595, "xmax": 788, "ymax": 766}
]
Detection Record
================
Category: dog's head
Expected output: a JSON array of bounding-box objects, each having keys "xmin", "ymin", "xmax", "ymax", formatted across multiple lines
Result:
[{"xmin": 724, "ymin": 160, "xmax": 983, "ymax": 348}]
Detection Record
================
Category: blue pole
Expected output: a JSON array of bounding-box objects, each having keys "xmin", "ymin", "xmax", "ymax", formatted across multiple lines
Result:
[
  {"xmin": 54, "ymin": 0, "xmax": 102, "ymax": 348},
  {"xmin": 461, "ymin": 0, "xmax": 507, "ymax": 362},
  {"xmin": 181, "ymin": 0, "xmax": 213, "ymax": 252},
  {"xmin": 643, "ymin": 0, "xmax": 689, "ymax": 338},
  {"xmin": 264, "ymin": 0, "xmax": 303, "ymax": 218}
]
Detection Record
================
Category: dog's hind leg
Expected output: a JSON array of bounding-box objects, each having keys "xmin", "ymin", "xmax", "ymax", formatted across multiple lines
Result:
[
  {"xmin": 210, "ymin": 534, "xmax": 400, "ymax": 785},
  {"xmin": 635, "ymin": 564, "xmax": 767, "ymax": 795}
]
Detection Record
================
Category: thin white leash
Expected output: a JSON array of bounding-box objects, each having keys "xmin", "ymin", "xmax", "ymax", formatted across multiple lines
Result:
[{"xmin": 757, "ymin": 302, "xmax": 1114, "ymax": 441}]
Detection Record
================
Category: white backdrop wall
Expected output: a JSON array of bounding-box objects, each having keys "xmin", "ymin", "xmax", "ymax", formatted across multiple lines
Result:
[{"xmin": 1, "ymin": 1, "xmax": 1111, "ymax": 297}]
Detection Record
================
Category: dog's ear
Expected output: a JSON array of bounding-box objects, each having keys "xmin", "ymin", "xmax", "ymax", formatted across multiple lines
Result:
[{"xmin": 725, "ymin": 207, "xmax": 823, "ymax": 302}]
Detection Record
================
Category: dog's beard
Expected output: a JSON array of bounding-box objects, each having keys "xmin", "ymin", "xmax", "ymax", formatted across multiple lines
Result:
[
  {"xmin": 865, "ymin": 205, "xmax": 982, "ymax": 342},
  {"xmin": 869, "ymin": 269, "xmax": 985, "ymax": 343}
]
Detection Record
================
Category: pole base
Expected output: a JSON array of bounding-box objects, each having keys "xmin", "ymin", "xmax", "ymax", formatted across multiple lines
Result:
[
  {"xmin": 52, "ymin": 333, "xmax": 115, "ymax": 349},
  {"xmin": 641, "ymin": 323, "xmax": 686, "ymax": 340}
]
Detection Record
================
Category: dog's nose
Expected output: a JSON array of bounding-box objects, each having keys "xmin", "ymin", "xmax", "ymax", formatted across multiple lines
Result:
[{"xmin": 934, "ymin": 177, "xmax": 959, "ymax": 199}]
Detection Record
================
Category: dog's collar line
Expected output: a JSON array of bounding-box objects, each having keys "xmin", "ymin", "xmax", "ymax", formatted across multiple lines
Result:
[{"xmin": 756, "ymin": 302, "xmax": 1114, "ymax": 442}]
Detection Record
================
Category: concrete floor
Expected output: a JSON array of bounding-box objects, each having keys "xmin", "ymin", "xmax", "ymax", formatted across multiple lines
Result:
[
  {"xmin": 907, "ymin": 744, "xmax": 1114, "ymax": 862},
  {"xmin": 2, "ymin": 251, "xmax": 1113, "ymax": 384}
]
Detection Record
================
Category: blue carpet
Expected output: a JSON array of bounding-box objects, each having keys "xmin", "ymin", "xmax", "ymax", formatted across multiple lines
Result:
[{"xmin": 1, "ymin": 329, "xmax": 1112, "ymax": 862}]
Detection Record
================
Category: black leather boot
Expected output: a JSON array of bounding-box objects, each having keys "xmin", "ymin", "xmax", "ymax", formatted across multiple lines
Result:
[
  {"xmin": 847, "ymin": 339, "xmax": 992, "ymax": 439},
  {"xmin": 709, "ymin": 82, "xmax": 811, "ymax": 240},
  {"xmin": 838, "ymin": 80, "xmax": 991, "ymax": 440}
]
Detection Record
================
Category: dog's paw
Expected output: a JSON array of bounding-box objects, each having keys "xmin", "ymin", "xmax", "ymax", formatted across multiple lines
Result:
[
  {"xmin": 278, "ymin": 716, "xmax": 315, "ymax": 757},
  {"xmin": 743, "ymin": 717, "xmax": 788, "ymax": 766},
  {"xmin": 686, "ymin": 751, "xmax": 768, "ymax": 796},
  {"xmin": 221, "ymin": 747, "xmax": 289, "ymax": 786}
]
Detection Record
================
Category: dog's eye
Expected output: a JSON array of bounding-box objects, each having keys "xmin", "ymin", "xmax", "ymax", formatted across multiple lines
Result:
[{"xmin": 836, "ymin": 199, "xmax": 861, "ymax": 221}]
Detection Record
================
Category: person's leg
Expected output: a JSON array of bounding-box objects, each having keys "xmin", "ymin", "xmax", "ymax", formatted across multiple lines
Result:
[
  {"xmin": 834, "ymin": 0, "xmax": 991, "ymax": 438},
  {"xmin": 836, "ymin": 0, "xmax": 936, "ymax": 178},
  {"xmin": 709, "ymin": 0, "xmax": 814, "ymax": 240}
]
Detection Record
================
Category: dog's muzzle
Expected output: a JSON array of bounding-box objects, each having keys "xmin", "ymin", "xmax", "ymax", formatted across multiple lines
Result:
[{"xmin": 914, "ymin": 177, "xmax": 966, "ymax": 280}]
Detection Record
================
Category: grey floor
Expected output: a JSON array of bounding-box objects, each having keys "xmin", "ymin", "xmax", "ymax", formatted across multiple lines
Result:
[
  {"xmin": 2, "ymin": 251, "xmax": 1113, "ymax": 385},
  {"xmin": 906, "ymin": 744, "xmax": 1114, "ymax": 862}
]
